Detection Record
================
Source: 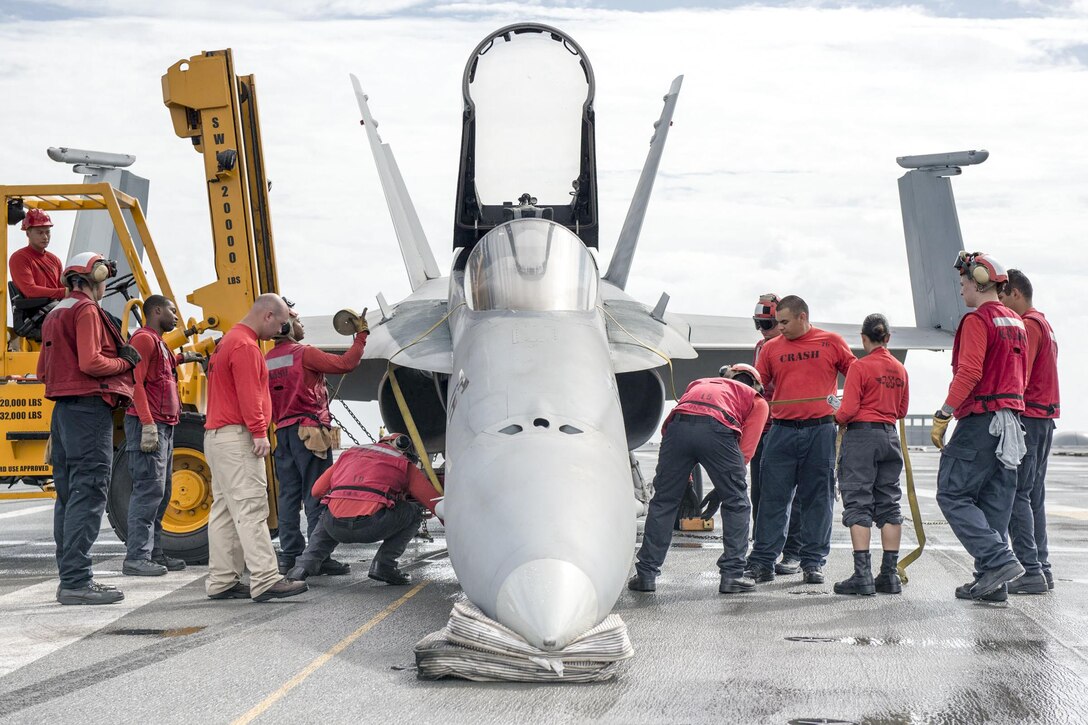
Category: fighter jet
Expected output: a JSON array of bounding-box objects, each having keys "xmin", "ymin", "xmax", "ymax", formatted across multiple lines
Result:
[{"xmin": 315, "ymin": 23, "xmax": 980, "ymax": 650}]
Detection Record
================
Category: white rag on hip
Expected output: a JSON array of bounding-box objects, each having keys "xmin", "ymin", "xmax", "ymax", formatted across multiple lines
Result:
[{"xmin": 989, "ymin": 408, "xmax": 1027, "ymax": 470}]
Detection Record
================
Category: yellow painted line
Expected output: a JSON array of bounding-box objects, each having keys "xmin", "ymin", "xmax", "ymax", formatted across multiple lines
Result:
[
  {"xmin": 231, "ymin": 581, "xmax": 429, "ymax": 725},
  {"xmin": 0, "ymin": 491, "xmax": 55, "ymax": 501}
]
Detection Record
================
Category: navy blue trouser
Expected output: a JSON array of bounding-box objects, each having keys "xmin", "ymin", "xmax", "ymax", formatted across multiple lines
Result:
[
  {"xmin": 273, "ymin": 423, "xmax": 332, "ymax": 561},
  {"xmin": 296, "ymin": 502, "xmax": 421, "ymax": 575},
  {"xmin": 936, "ymin": 412, "xmax": 1019, "ymax": 575},
  {"xmin": 51, "ymin": 397, "xmax": 114, "ymax": 589},
  {"xmin": 123, "ymin": 415, "xmax": 175, "ymax": 560},
  {"xmin": 1008, "ymin": 417, "xmax": 1055, "ymax": 576},
  {"xmin": 751, "ymin": 432, "xmax": 802, "ymax": 559},
  {"xmin": 748, "ymin": 421, "xmax": 836, "ymax": 571},
  {"xmin": 636, "ymin": 414, "xmax": 750, "ymax": 578}
]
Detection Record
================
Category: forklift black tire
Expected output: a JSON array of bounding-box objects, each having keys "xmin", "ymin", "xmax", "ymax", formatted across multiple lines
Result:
[{"xmin": 107, "ymin": 416, "xmax": 211, "ymax": 565}]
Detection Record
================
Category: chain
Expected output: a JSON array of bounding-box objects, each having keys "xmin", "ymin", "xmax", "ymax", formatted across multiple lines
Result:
[{"xmin": 329, "ymin": 399, "xmax": 376, "ymax": 445}]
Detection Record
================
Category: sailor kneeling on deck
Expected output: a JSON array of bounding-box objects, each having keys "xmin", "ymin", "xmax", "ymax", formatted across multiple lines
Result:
[
  {"xmin": 630, "ymin": 364, "xmax": 769, "ymax": 594},
  {"xmin": 286, "ymin": 434, "xmax": 440, "ymax": 585}
]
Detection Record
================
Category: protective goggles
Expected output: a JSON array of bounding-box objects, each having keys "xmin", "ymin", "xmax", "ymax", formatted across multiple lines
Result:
[
  {"xmin": 754, "ymin": 318, "xmax": 776, "ymax": 331},
  {"xmin": 953, "ymin": 251, "xmax": 976, "ymax": 274}
]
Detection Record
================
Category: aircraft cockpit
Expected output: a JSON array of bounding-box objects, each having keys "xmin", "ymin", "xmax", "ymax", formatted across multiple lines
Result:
[
  {"xmin": 464, "ymin": 219, "xmax": 598, "ymax": 312},
  {"xmin": 453, "ymin": 23, "xmax": 600, "ymax": 250}
]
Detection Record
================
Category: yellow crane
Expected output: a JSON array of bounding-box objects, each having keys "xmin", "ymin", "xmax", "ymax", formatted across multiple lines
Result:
[{"xmin": 1, "ymin": 49, "xmax": 285, "ymax": 563}]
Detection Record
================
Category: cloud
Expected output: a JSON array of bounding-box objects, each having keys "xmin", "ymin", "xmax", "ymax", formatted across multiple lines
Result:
[{"xmin": 1, "ymin": 4, "xmax": 1085, "ymax": 436}]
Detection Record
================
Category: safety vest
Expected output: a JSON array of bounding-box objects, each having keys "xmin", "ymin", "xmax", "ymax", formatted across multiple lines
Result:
[
  {"xmin": 1022, "ymin": 309, "xmax": 1060, "ymax": 419},
  {"xmin": 266, "ymin": 341, "xmax": 331, "ymax": 428},
  {"xmin": 951, "ymin": 302, "xmax": 1027, "ymax": 419},
  {"xmin": 323, "ymin": 444, "xmax": 409, "ymax": 510},
  {"xmin": 125, "ymin": 327, "xmax": 180, "ymax": 425},
  {"xmin": 38, "ymin": 294, "xmax": 134, "ymax": 404},
  {"xmin": 667, "ymin": 377, "xmax": 758, "ymax": 434}
]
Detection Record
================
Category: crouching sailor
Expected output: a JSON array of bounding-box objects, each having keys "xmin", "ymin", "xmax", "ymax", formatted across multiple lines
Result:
[
  {"xmin": 629, "ymin": 364, "xmax": 768, "ymax": 594},
  {"xmin": 286, "ymin": 434, "xmax": 440, "ymax": 585}
]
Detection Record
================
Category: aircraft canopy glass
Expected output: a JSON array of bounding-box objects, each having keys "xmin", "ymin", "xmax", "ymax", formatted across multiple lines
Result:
[
  {"xmin": 468, "ymin": 29, "xmax": 588, "ymax": 206},
  {"xmin": 465, "ymin": 220, "xmax": 598, "ymax": 312}
]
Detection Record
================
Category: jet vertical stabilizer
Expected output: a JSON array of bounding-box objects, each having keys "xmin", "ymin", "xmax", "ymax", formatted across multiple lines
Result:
[
  {"xmin": 603, "ymin": 76, "xmax": 683, "ymax": 291},
  {"xmin": 897, "ymin": 149, "xmax": 988, "ymax": 333},
  {"xmin": 351, "ymin": 74, "xmax": 441, "ymax": 291}
]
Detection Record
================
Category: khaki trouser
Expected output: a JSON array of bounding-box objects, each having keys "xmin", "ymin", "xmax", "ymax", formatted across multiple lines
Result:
[{"xmin": 205, "ymin": 425, "xmax": 280, "ymax": 598}]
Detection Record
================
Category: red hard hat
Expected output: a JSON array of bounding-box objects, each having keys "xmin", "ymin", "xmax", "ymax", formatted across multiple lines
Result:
[
  {"xmin": 21, "ymin": 208, "xmax": 53, "ymax": 231},
  {"xmin": 753, "ymin": 293, "xmax": 779, "ymax": 320},
  {"xmin": 62, "ymin": 252, "xmax": 117, "ymax": 288}
]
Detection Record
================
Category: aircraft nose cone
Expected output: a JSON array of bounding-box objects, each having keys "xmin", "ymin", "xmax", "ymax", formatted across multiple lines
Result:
[{"xmin": 495, "ymin": 559, "xmax": 599, "ymax": 651}]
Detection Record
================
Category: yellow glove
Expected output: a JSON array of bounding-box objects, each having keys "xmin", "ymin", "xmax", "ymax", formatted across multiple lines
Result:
[
  {"xmin": 354, "ymin": 307, "xmax": 369, "ymax": 334},
  {"xmin": 930, "ymin": 412, "xmax": 952, "ymax": 449}
]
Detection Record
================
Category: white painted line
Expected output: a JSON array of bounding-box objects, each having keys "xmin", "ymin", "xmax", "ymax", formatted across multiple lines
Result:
[
  {"xmin": 0, "ymin": 505, "xmax": 53, "ymax": 520},
  {"xmin": 0, "ymin": 570, "xmax": 205, "ymax": 678}
]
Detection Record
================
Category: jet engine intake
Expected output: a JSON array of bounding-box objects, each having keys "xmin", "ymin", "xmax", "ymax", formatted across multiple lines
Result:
[
  {"xmin": 378, "ymin": 368, "xmax": 448, "ymax": 453},
  {"xmin": 616, "ymin": 368, "xmax": 665, "ymax": 450}
]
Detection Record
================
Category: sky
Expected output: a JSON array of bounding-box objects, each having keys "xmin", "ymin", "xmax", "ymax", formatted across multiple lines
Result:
[{"xmin": 2, "ymin": 0, "xmax": 1085, "ymax": 440}]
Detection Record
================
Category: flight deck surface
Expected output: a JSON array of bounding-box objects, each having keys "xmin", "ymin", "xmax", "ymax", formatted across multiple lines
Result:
[{"xmin": 0, "ymin": 450, "xmax": 1085, "ymax": 724}]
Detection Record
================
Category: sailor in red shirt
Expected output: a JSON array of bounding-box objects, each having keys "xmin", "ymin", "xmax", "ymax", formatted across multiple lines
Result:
[
  {"xmin": 629, "ymin": 365, "xmax": 769, "ymax": 595},
  {"xmin": 8, "ymin": 209, "xmax": 64, "ymax": 341},
  {"xmin": 204, "ymin": 294, "xmax": 307, "ymax": 603},
  {"xmin": 121, "ymin": 295, "xmax": 203, "ymax": 576},
  {"xmin": 38, "ymin": 253, "xmax": 140, "ymax": 605},
  {"xmin": 832, "ymin": 314, "xmax": 909, "ymax": 596},
  {"xmin": 998, "ymin": 269, "xmax": 1059, "ymax": 594},
  {"xmin": 266, "ymin": 299, "xmax": 368, "ymax": 576},
  {"xmin": 751, "ymin": 292, "xmax": 803, "ymax": 575},
  {"xmin": 286, "ymin": 434, "xmax": 441, "ymax": 585},
  {"xmin": 932, "ymin": 252, "xmax": 1028, "ymax": 601},
  {"xmin": 746, "ymin": 295, "xmax": 855, "ymax": 585}
]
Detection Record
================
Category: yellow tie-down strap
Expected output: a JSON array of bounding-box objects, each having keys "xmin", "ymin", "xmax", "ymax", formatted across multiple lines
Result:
[
  {"xmin": 897, "ymin": 418, "xmax": 925, "ymax": 582},
  {"xmin": 387, "ymin": 363, "xmax": 443, "ymax": 497}
]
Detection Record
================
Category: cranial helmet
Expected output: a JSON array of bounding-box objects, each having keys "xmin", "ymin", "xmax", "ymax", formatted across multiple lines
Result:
[
  {"xmin": 62, "ymin": 252, "xmax": 116, "ymax": 288},
  {"xmin": 955, "ymin": 251, "xmax": 1008, "ymax": 289},
  {"xmin": 719, "ymin": 363, "xmax": 765, "ymax": 394}
]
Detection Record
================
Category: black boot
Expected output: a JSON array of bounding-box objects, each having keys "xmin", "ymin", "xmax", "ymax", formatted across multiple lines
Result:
[
  {"xmin": 833, "ymin": 551, "xmax": 875, "ymax": 596},
  {"xmin": 874, "ymin": 550, "xmax": 902, "ymax": 594}
]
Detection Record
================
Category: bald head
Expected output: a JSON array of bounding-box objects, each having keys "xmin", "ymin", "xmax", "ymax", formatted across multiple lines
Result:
[{"xmin": 244, "ymin": 293, "xmax": 292, "ymax": 340}]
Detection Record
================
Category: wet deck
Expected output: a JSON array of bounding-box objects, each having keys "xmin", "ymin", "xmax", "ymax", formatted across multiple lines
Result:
[{"xmin": 1, "ymin": 450, "xmax": 1086, "ymax": 724}]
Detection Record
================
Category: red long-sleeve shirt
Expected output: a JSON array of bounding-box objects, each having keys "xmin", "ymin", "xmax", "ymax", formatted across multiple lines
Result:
[
  {"xmin": 834, "ymin": 346, "xmax": 909, "ymax": 425},
  {"xmin": 205, "ymin": 323, "xmax": 272, "ymax": 437},
  {"xmin": 129, "ymin": 330, "xmax": 184, "ymax": 425},
  {"xmin": 311, "ymin": 458, "xmax": 437, "ymax": 518},
  {"xmin": 756, "ymin": 327, "xmax": 855, "ymax": 420},
  {"xmin": 942, "ymin": 312, "xmax": 988, "ymax": 413},
  {"xmin": 9, "ymin": 246, "xmax": 64, "ymax": 300},
  {"xmin": 58, "ymin": 293, "xmax": 130, "ymax": 408},
  {"xmin": 302, "ymin": 332, "xmax": 366, "ymax": 374}
]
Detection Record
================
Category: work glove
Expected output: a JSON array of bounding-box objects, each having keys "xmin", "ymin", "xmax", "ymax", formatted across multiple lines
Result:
[
  {"xmin": 178, "ymin": 351, "xmax": 208, "ymax": 370},
  {"xmin": 930, "ymin": 411, "xmax": 952, "ymax": 449},
  {"xmin": 140, "ymin": 423, "xmax": 160, "ymax": 453},
  {"xmin": 354, "ymin": 307, "xmax": 369, "ymax": 335},
  {"xmin": 118, "ymin": 344, "xmax": 141, "ymax": 369}
]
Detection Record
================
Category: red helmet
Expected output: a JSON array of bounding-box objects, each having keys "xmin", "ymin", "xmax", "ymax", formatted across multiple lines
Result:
[
  {"xmin": 21, "ymin": 208, "xmax": 53, "ymax": 231},
  {"xmin": 62, "ymin": 252, "xmax": 117, "ymax": 288},
  {"xmin": 753, "ymin": 293, "xmax": 779, "ymax": 320},
  {"xmin": 719, "ymin": 363, "xmax": 764, "ymax": 394},
  {"xmin": 955, "ymin": 251, "xmax": 1007, "ymax": 287}
]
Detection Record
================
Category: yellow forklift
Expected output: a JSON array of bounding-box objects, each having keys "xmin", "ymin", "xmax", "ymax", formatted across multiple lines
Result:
[{"xmin": 1, "ymin": 49, "xmax": 283, "ymax": 562}]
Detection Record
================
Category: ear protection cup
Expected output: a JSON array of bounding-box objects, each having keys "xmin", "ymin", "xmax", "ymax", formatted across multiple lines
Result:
[
  {"xmin": 89, "ymin": 260, "xmax": 111, "ymax": 283},
  {"xmin": 971, "ymin": 264, "xmax": 990, "ymax": 286}
]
